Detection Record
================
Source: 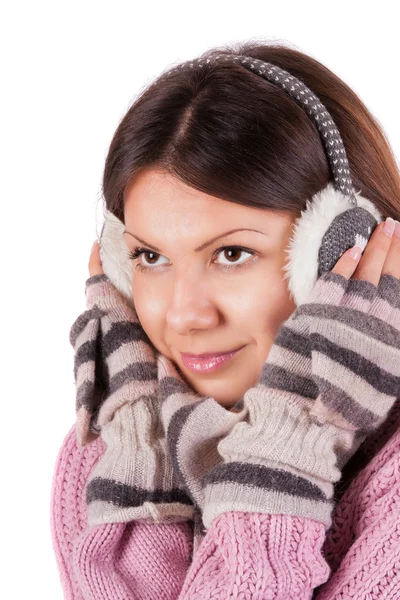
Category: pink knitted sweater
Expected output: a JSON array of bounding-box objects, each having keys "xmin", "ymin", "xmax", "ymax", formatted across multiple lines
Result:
[{"xmin": 50, "ymin": 397, "xmax": 400, "ymax": 599}]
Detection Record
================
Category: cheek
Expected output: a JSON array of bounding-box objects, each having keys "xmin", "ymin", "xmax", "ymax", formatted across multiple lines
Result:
[
  {"xmin": 239, "ymin": 271, "xmax": 295, "ymax": 339},
  {"xmin": 132, "ymin": 282, "xmax": 164, "ymax": 336}
]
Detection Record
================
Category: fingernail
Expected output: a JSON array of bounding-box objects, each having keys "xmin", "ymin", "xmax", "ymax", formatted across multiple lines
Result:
[
  {"xmin": 383, "ymin": 217, "xmax": 395, "ymax": 237},
  {"xmin": 394, "ymin": 220, "xmax": 400, "ymax": 238},
  {"xmin": 349, "ymin": 245, "xmax": 362, "ymax": 260}
]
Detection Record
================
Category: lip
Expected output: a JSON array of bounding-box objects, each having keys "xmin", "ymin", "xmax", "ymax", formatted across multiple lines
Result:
[
  {"xmin": 181, "ymin": 346, "xmax": 245, "ymax": 359},
  {"xmin": 180, "ymin": 346, "xmax": 245, "ymax": 373}
]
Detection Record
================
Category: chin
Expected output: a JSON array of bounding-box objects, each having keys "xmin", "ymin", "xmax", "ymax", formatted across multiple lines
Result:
[{"xmin": 184, "ymin": 374, "xmax": 245, "ymax": 407}]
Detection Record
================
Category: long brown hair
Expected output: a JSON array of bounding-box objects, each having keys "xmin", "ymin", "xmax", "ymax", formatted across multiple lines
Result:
[{"xmin": 101, "ymin": 40, "xmax": 400, "ymax": 225}]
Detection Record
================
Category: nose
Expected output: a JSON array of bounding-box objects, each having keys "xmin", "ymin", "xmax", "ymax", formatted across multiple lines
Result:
[{"xmin": 165, "ymin": 267, "xmax": 220, "ymax": 335}]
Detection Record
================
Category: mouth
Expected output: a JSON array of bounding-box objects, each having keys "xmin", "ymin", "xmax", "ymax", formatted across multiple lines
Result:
[{"xmin": 180, "ymin": 346, "xmax": 246, "ymax": 373}]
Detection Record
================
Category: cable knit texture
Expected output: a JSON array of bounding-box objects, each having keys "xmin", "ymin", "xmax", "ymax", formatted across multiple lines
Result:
[{"xmin": 51, "ymin": 398, "xmax": 400, "ymax": 599}]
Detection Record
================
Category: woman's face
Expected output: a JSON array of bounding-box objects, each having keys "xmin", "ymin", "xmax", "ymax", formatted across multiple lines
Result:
[{"xmin": 123, "ymin": 167, "xmax": 298, "ymax": 408}]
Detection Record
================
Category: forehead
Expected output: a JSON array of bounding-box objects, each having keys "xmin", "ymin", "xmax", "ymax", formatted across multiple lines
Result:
[{"xmin": 123, "ymin": 167, "xmax": 292, "ymax": 233}]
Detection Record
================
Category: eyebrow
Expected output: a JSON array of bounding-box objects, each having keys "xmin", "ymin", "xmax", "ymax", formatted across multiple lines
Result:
[{"xmin": 122, "ymin": 228, "xmax": 268, "ymax": 252}]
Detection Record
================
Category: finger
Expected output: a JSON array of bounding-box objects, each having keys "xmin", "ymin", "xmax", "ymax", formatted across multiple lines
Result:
[
  {"xmin": 381, "ymin": 220, "xmax": 400, "ymax": 280},
  {"xmin": 330, "ymin": 244, "xmax": 363, "ymax": 279},
  {"xmin": 352, "ymin": 218, "xmax": 396, "ymax": 286},
  {"xmin": 88, "ymin": 240, "xmax": 104, "ymax": 277}
]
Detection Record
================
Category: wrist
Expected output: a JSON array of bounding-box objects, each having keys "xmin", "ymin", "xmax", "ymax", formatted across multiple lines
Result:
[
  {"xmin": 199, "ymin": 387, "xmax": 357, "ymax": 531},
  {"xmin": 86, "ymin": 401, "xmax": 195, "ymax": 526},
  {"xmin": 201, "ymin": 474, "xmax": 335, "ymax": 532}
]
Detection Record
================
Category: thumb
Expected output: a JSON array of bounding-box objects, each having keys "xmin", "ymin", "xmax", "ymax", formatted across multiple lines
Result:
[
  {"xmin": 88, "ymin": 240, "xmax": 104, "ymax": 277},
  {"xmin": 330, "ymin": 244, "xmax": 363, "ymax": 279}
]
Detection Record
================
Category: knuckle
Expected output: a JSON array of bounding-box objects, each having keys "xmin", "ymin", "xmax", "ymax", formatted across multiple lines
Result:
[{"xmin": 331, "ymin": 264, "xmax": 346, "ymax": 276}]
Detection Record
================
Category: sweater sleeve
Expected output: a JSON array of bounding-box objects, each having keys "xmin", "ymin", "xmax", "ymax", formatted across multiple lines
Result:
[
  {"xmin": 176, "ymin": 511, "xmax": 330, "ymax": 600},
  {"xmin": 50, "ymin": 424, "xmax": 194, "ymax": 600}
]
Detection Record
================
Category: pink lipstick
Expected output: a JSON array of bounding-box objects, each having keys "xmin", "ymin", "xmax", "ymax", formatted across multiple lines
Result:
[{"xmin": 180, "ymin": 346, "xmax": 245, "ymax": 373}]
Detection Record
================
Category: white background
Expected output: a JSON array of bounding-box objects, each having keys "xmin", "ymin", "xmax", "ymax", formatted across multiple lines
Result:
[{"xmin": 1, "ymin": 1, "xmax": 399, "ymax": 598}]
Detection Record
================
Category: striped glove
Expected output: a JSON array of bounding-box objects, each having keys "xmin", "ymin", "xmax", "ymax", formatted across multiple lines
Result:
[
  {"xmin": 69, "ymin": 273, "xmax": 194, "ymax": 527},
  {"xmin": 202, "ymin": 270, "xmax": 400, "ymax": 530}
]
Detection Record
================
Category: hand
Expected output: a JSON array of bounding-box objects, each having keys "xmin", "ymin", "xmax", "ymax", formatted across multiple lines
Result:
[
  {"xmin": 302, "ymin": 216, "xmax": 400, "ymax": 442},
  {"xmin": 71, "ymin": 239, "xmax": 156, "ymax": 445},
  {"xmin": 330, "ymin": 217, "xmax": 400, "ymax": 284}
]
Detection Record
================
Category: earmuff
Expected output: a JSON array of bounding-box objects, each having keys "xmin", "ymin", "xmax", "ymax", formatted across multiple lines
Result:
[{"xmin": 97, "ymin": 54, "xmax": 384, "ymax": 308}]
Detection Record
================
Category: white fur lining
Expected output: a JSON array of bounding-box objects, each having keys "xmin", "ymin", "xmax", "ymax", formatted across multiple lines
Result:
[
  {"xmin": 99, "ymin": 211, "xmax": 136, "ymax": 311},
  {"xmin": 282, "ymin": 182, "xmax": 383, "ymax": 306}
]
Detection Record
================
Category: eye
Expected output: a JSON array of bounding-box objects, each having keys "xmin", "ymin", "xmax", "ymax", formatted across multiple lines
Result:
[
  {"xmin": 215, "ymin": 247, "xmax": 255, "ymax": 268},
  {"xmin": 128, "ymin": 247, "xmax": 168, "ymax": 271},
  {"xmin": 128, "ymin": 245, "xmax": 256, "ymax": 272}
]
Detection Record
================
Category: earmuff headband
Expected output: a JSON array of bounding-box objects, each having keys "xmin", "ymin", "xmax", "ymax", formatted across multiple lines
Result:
[{"xmin": 165, "ymin": 53, "xmax": 357, "ymax": 205}]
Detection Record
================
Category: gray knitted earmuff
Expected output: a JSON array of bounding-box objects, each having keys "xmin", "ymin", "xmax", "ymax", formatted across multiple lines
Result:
[{"xmin": 98, "ymin": 53, "xmax": 383, "ymax": 307}]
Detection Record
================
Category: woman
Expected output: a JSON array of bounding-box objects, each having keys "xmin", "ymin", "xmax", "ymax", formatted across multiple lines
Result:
[{"xmin": 50, "ymin": 41, "xmax": 400, "ymax": 599}]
